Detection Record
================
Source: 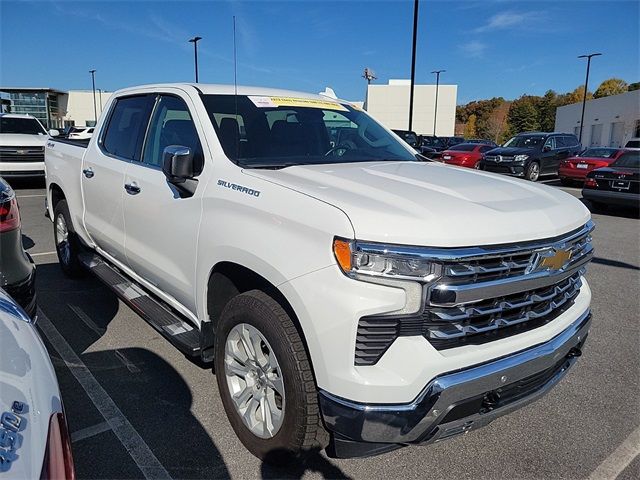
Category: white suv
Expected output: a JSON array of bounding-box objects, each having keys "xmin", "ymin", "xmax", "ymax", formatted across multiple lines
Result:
[{"xmin": 0, "ymin": 114, "xmax": 53, "ymax": 178}]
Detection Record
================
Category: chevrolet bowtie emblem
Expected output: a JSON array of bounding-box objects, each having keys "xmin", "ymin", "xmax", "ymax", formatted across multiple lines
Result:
[{"xmin": 539, "ymin": 248, "xmax": 572, "ymax": 271}]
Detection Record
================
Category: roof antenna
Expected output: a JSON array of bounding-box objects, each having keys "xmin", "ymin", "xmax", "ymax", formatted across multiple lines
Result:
[{"xmin": 233, "ymin": 15, "xmax": 239, "ymax": 159}]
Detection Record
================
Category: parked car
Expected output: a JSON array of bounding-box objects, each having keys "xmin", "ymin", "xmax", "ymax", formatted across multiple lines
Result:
[
  {"xmin": 624, "ymin": 138, "xmax": 640, "ymax": 150},
  {"xmin": 0, "ymin": 288, "xmax": 75, "ymax": 479},
  {"xmin": 68, "ymin": 126, "xmax": 95, "ymax": 140},
  {"xmin": 0, "ymin": 114, "xmax": 59, "ymax": 178},
  {"xmin": 391, "ymin": 129, "xmax": 421, "ymax": 151},
  {"xmin": 0, "ymin": 177, "xmax": 36, "ymax": 317},
  {"xmin": 559, "ymin": 147, "xmax": 626, "ymax": 185},
  {"xmin": 582, "ymin": 150, "xmax": 639, "ymax": 209},
  {"xmin": 481, "ymin": 132, "xmax": 581, "ymax": 181},
  {"xmin": 440, "ymin": 142, "xmax": 496, "ymax": 169},
  {"xmin": 443, "ymin": 136, "xmax": 465, "ymax": 147},
  {"xmin": 465, "ymin": 139, "xmax": 498, "ymax": 147},
  {"xmin": 46, "ymin": 84, "xmax": 593, "ymax": 462},
  {"xmin": 418, "ymin": 135, "xmax": 448, "ymax": 157}
]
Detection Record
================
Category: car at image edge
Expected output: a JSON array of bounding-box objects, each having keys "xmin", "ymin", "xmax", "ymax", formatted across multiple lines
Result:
[
  {"xmin": 0, "ymin": 288, "xmax": 75, "ymax": 479},
  {"xmin": 45, "ymin": 83, "xmax": 594, "ymax": 462},
  {"xmin": 0, "ymin": 113, "xmax": 58, "ymax": 178},
  {"xmin": 481, "ymin": 132, "xmax": 581, "ymax": 181},
  {"xmin": 582, "ymin": 150, "xmax": 639, "ymax": 209}
]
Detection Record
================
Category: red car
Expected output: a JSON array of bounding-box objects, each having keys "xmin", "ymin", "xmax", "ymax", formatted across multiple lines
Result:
[
  {"xmin": 559, "ymin": 147, "xmax": 626, "ymax": 185},
  {"xmin": 440, "ymin": 143, "xmax": 496, "ymax": 169}
]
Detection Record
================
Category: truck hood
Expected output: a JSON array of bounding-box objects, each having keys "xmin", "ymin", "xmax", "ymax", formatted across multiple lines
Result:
[
  {"xmin": 245, "ymin": 161, "xmax": 590, "ymax": 247},
  {"xmin": 0, "ymin": 133, "xmax": 48, "ymax": 147}
]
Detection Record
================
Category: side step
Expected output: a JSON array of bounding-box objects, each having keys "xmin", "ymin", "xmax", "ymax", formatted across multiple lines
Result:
[{"xmin": 79, "ymin": 254, "xmax": 201, "ymax": 357}]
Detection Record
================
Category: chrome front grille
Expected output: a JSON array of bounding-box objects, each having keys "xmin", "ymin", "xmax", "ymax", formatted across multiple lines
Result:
[
  {"xmin": 0, "ymin": 146, "xmax": 45, "ymax": 163},
  {"xmin": 355, "ymin": 222, "xmax": 594, "ymax": 366}
]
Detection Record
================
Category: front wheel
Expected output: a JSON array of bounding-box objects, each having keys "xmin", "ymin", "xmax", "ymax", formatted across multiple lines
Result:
[
  {"xmin": 215, "ymin": 290, "xmax": 328, "ymax": 464},
  {"xmin": 53, "ymin": 200, "xmax": 85, "ymax": 277},
  {"xmin": 525, "ymin": 162, "xmax": 540, "ymax": 181}
]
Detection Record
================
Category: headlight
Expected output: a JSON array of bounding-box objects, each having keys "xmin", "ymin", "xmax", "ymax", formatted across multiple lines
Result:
[
  {"xmin": 514, "ymin": 154, "xmax": 529, "ymax": 162},
  {"xmin": 333, "ymin": 238, "xmax": 439, "ymax": 281}
]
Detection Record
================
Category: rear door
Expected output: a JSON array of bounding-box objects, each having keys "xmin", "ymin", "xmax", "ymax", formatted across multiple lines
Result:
[
  {"xmin": 82, "ymin": 95, "xmax": 154, "ymax": 264},
  {"xmin": 122, "ymin": 92, "xmax": 207, "ymax": 312},
  {"xmin": 540, "ymin": 136, "xmax": 557, "ymax": 173}
]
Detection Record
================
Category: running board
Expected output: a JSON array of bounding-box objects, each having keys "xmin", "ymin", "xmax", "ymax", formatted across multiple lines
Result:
[{"xmin": 79, "ymin": 254, "xmax": 201, "ymax": 357}]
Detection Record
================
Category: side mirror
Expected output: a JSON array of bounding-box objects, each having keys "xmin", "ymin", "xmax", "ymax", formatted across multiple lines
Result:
[
  {"xmin": 162, "ymin": 145, "xmax": 194, "ymax": 184},
  {"xmin": 49, "ymin": 129, "xmax": 60, "ymax": 137},
  {"xmin": 543, "ymin": 145, "xmax": 551, "ymax": 152}
]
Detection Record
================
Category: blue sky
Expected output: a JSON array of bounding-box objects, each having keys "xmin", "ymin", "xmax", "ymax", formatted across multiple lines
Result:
[{"xmin": 1, "ymin": 0, "xmax": 638, "ymax": 104}]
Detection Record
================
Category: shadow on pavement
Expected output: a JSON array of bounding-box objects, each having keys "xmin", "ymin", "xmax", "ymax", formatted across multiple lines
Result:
[{"xmin": 261, "ymin": 449, "xmax": 352, "ymax": 480}]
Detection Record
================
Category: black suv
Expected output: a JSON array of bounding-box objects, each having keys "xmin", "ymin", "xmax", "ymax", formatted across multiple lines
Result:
[{"xmin": 481, "ymin": 132, "xmax": 581, "ymax": 181}]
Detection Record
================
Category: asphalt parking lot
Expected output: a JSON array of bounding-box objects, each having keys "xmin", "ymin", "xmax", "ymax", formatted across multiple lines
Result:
[{"xmin": 8, "ymin": 177, "xmax": 640, "ymax": 480}]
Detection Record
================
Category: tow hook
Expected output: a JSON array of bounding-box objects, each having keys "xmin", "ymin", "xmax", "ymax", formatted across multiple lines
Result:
[
  {"xmin": 480, "ymin": 391, "xmax": 502, "ymax": 413},
  {"xmin": 566, "ymin": 347, "xmax": 582, "ymax": 358}
]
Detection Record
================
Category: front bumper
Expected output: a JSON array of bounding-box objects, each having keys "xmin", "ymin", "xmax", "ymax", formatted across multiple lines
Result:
[
  {"xmin": 481, "ymin": 162, "xmax": 525, "ymax": 177},
  {"xmin": 320, "ymin": 309, "xmax": 591, "ymax": 458}
]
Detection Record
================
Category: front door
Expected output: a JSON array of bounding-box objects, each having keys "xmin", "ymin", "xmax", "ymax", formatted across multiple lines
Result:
[
  {"xmin": 123, "ymin": 93, "xmax": 206, "ymax": 312},
  {"xmin": 82, "ymin": 94, "xmax": 153, "ymax": 264}
]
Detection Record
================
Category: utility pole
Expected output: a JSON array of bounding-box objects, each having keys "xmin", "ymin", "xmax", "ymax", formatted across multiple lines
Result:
[
  {"xmin": 89, "ymin": 69, "xmax": 97, "ymax": 125},
  {"xmin": 408, "ymin": 0, "xmax": 419, "ymax": 131},
  {"xmin": 189, "ymin": 36, "xmax": 202, "ymax": 82},
  {"xmin": 577, "ymin": 53, "xmax": 602, "ymax": 145},
  {"xmin": 98, "ymin": 89, "xmax": 103, "ymax": 114},
  {"xmin": 431, "ymin": 69, "xmax": 445, "ymax": 136},
  {"xmin": 362, "ymin": 68, "xmax": 377, "ymax": 111}
]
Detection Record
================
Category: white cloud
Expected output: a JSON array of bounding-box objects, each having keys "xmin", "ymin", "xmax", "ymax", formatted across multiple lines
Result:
[
  {"xmin": 459, "ymin": 40, "xmax": 487, "ymax": 59},
  {"xmin": 475, "ymin": 11, "xmax": 539, "ymax": 33}
]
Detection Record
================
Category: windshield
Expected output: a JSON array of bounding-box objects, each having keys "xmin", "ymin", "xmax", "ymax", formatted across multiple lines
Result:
[
  {"xmin": 503, "ymin": 135, "xmax": 544, "ymax": 149},
  {"xmin": 612, "ymin": 152, "xmax": 639, "ymax": 168},
  {"xmin": 201, "ymin": 95, "xmax": 417, "ymax": 168},
  {"xmin": 0, "ymin": 116, "xmax": 46, "ymax": 135},
  {"xmin": 580, "ymin": 148, "xmax": 618, "ymax": 158},
  {"xmin": 448, "ymin": 143, "xmax": 475, "ymax": 152}
]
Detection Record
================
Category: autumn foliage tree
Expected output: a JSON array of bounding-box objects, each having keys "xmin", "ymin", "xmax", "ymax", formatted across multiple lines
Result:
[{"xmin": 594, "ymin": 78, "xmax": 628, "ymax": 98}]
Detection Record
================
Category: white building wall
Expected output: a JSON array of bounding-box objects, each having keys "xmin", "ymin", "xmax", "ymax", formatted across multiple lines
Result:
[
  {"xmin": 554, "ymin": 90, "xmax": 640, "ymax": 148},
  {"xmin": 366, "ymin": 80, "xmax": 457, "ymax": 136},
  {"xmin": 60, "ymin": 90, "xmax": 113, "ymax": 127}
]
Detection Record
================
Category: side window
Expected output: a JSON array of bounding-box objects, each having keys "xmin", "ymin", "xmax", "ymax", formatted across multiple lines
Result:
[
  {"xmin": 479, "ymin": 145, "xmax": 493, "ymax": 153},
  {"xmin": 544, "ymin": 137, "xmax": 556, "ymax": 150},
  {"xmin": 555, "ymin": 136, "xmax": 567, "ymax": 148},
  {"xmin": 142, "ymin": 95, "xmax": 204, "ymax": 173},
  {"xmin": 102, "ymin": 96, "xmax": 152, "ymax": 160},
  {"xmin": 568, "ymin": 135, "xmax": 579, "ymax": 147}
]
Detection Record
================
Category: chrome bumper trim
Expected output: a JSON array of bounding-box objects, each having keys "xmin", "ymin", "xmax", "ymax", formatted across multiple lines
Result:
[{"xmin": 320, "ymin": 309, "xmax": 591, "ymax": 446}]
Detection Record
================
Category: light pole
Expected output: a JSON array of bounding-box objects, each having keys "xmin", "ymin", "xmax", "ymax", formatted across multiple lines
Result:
[
  {"xmin": 577, "ymin": 53, "xmax": 601, "ymax": 145},
  {"xmin": 189, "ymin": 36, "xmax": 202, "ymax": 82},
  {"xmin": 89, "ymin": 69, "xmax": 97, "ymax": 125},
  {"xmin": 98, "ymin": 88, "xmax": 103, "ymax": 115},
  {"xmin": 362, "ymin": 68, "xmax": 377, "ymax": 111},
  {"xmin": 431, "ymin": 69, "xmax": 445, "ymax": 136},
  {"xmin": 408, "ymin": 0, "xmax": 419, "ymax": 131}
]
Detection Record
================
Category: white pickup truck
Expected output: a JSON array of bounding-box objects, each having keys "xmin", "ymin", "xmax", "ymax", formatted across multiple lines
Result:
[{"xmin": 45, "ymin": 83, "xmax": 594, "ymax": 462}]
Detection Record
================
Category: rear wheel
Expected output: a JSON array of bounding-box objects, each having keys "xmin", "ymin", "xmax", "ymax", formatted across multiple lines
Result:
[
  {"xmin": 53, "ymin": 200, "xmax": 84, "ymax": 277},
  {"xmin": 525, "ymin": 162, "xmax": 540, "ymax": 181},
  {"xmin": 215, "ymin": 290, "xmax": 328, "ymax": 464}
]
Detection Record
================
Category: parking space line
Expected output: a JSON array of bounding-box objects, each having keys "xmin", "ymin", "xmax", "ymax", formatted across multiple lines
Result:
[
  {"xmin": 71, "ymin": 421, "xmax": 113, "ymax": 443},
  {"xmin": 17, "ymin": 194, "xmax": 46, "ymax": 198},
  {"xmin": 31, "ymin": 251, "xmax": 57, "ymax": 257},
  {"xmin": 588, "ymin": 426, "xmax": 640, "ymax": 480},
  {"xmin": 68, "ymin": 304, "xmax": 106, "ymax": 336},
  {"xmin": 115, "ymin": 349, "xmax": 142, "ymax": 373},
  {"xmin": 37, "ymin": 309, "xmax": 172, "ymax": 480}
]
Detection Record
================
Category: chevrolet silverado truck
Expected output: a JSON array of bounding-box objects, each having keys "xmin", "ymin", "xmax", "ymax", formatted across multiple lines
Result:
[
  {"xmin": 45, "ymin": 84, "xmax": 594, "ymax": 462},
  {"xmin": 0, "ymin": 113, "xmax": 58, "ymax": 178}
]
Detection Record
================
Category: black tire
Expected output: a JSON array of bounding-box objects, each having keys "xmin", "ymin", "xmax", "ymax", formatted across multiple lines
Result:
[
  {"xmin": 215, "ymin": 290, "xmax": 328, "ymax": 464},
  {"xmin": 524, "ymin": 161, "xmax": 540, "ymax": 182},
  {"xmin": 53, "ymin": 199, "xmax": 85, "ymax": 277},
  {"xmin": 560, "ymin": 177, "xmax": 573, "ymax": 186}
]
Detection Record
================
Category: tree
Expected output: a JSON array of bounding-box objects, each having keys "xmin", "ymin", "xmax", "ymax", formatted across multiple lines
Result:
[
  {"xmin": 537, "ymin": 90, "xmax": 559, "ymax": 132},
  {"xmin": 464, "ymin": 114, "xmax": 477, "ymax": 138},
  {"xmin": 506, "ymin": 96, "xmax": 540, "ymax": 135},
  {"xmin": 594, "ymin": 78, "xmax": 628, "ymax": 98},
  {"xmin": 485, "ymin": 101, "xmax": 510, "ymax": 142}
]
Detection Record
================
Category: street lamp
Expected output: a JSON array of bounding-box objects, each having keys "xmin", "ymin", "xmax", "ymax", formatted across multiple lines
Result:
[
  {"xmin": 189, "ymin": 36, "xmax": 202, "ymax": 83},
  {"xmin": 577, "ymin": 53, "xmax": 602, "ymax": 145},
  {"xmin": 89, "ymin": 69, "xmax": 97, "ymax": 125},
  {"xmin": 362, "ymin": 68, "xmax": 377, "ymax": 111},
  {"xmin": 431, "ymin": 69, "xmax": 445, "ymax": 137},
  {"xmin": 408, "ymin": 0, "xmax": 419, "ymax": 131}
]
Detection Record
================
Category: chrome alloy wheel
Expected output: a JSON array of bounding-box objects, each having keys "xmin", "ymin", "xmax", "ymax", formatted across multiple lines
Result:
[
  {"xmin": 55, "ymin": 213, "xmax": 71, "ymax": 265},
  {"xmin": 529, "ymin": 163, "xmax": 540, "ymax": 181},
  {"xmin": 224, "ymin": 323, "xmax": 285, "ymax": 438}
]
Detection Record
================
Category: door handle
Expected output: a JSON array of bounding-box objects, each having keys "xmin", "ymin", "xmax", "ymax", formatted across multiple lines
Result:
[
  {"xmin": 82, "ymin": 167, "xmax": 94, "ymax": 178},
  {"xmin": 124, "ymin": 182, "xmax": 141, "ymax": 195}
]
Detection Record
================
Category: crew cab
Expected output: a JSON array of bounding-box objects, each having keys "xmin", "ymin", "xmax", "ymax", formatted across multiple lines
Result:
[
  {"xmin": 0, "ymin": 114, "xmax": 56, "ymax": 178},
  {"xmin": 45, "ymin": 84, "xmax": 594, "ymax": 462}
]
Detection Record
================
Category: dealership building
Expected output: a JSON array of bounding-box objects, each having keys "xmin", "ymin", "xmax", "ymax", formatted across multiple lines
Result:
[
  {"xmin": 555, "ymin": 89, "xmax": 640, "ymax": 148},
  {"xmin": 0, "ymin": 87, "xmax": 113, "ymax": 129},
  {"xmin": 365, "ymin": 79, "xmax": 457, "ymax": 136}
]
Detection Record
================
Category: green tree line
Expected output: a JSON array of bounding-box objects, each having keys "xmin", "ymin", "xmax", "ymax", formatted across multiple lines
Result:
[{"xmin": 456, "ymin": 78, "xmax": 637, "ymax": 143}]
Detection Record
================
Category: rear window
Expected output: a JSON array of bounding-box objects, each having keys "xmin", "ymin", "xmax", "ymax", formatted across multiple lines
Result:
[
  {"xmin": 448, "ymin": 144, "xmax": 475, "ymax": 152},
  {"xmin": 612, "ymin": 152, "xmax": 640, "ymax": 168},
  {"xmin": 102, "ymin": 96, "xmax": 152, "ymax": 160},
  {"xmin": 625, "ymin": 140, "xmax": 640, "ymax": 148},
  {"xmin": 581, "ymin": 148, "xmax": 618, "ymax": 158}
]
